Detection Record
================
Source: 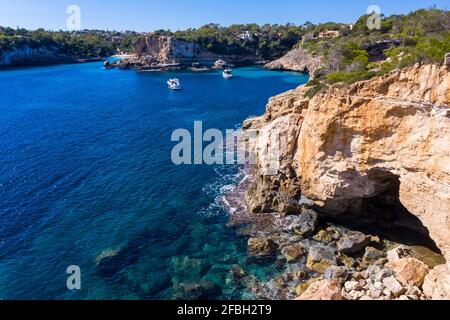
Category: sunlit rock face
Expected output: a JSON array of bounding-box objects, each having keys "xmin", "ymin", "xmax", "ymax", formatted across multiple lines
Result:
[
  {"xmin": 244, "ymin": 63, "xmax": 450, "ymax": 299},
  {"xmin": 133, "ymin": 35, "xmax": 259, "ymax": 66},
  {"xmin": 264, "ymin": 47, "xmax": 323, "ymax": 75}
]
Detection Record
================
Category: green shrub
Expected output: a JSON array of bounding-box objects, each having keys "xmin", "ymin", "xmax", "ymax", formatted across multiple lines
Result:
[
  {"xmin": 304, "ymin": 83, "xmax": 326, "ymax": 98},
  {"xmin": 326, "ymin": 70, "xmax": 375, "ymax": 84}
]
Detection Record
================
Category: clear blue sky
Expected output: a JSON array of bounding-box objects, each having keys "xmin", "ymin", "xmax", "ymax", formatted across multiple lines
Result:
[{"xmin": 0, "ymin": 0, "xmax": 448, "ymax": 31}]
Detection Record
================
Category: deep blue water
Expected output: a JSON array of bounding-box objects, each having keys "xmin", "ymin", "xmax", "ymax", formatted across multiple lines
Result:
[{"xmin": 0, "ymin": 62, "xmax": 308, "ymax": 299}]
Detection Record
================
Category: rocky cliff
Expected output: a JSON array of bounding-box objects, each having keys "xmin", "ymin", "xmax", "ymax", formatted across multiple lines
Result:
[
  {"xmin": 264, "ymin": 47, "xmax": 323, "ymax": 75},
  {"xmin": 244, "ymin": 62, "xmax": 450, "ymax": 299},
  {"xmin": 0, "ymin": 46, "xmax": 77, "ymax": 68},
  {"xmin": 125, "ymin": 35, "xmax": 260, "ymax": 68}
]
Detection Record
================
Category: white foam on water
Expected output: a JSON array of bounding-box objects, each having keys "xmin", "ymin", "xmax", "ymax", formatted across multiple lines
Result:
[{"xmin": 199, "ymin": 164, "xmax": 250, "ymax": 218}]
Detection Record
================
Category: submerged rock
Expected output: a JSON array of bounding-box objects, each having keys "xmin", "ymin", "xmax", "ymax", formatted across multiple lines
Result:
[
  {"xmin": 230, "ymin": 265, "xmax": 248, "ymax": 280},
  {"xmin": 172, "ymin": 281, "xmax": 222, "ymax": 300},
  {"xmin": 95, "ymin": 247, "xmax": 122, "ymax": 266},
  {"xmin": 337, "ymin": 231, "xmax": 372, "ymax": 254},
  {"xmin": 170, "ymin": 256, "xmax": 212, "ymax": 283}
]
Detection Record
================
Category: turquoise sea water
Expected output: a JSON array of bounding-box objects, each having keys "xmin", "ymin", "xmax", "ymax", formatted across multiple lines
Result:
[{"xmin": 0, "ymin": 63, "xmax": 308, "ymax": 299}]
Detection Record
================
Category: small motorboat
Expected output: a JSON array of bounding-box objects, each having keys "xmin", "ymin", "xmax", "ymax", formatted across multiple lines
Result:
[
  {"xmin": 223, "ymin": 68, "xmax": 233, "ymax": 79},
  {"xmin": 167, "ymin": 78, "xmax": 182, "ymax": 90}
]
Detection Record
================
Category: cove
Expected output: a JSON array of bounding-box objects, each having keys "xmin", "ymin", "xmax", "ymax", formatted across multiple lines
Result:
[{"xmin": 0, "ymin": 62, "xmax": 309, "ymax": 299}]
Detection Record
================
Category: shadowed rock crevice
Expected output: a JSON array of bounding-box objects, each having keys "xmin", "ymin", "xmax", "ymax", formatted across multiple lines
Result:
[{"xmin": 311, "ymin": 168, "xmax": 442, "ymax": 255}]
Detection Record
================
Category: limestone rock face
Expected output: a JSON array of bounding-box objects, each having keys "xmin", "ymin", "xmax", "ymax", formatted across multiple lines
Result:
[
  {"xmin": 133, "ymin": 35, "xmax": 259, "ymax": 66},
  {"xmin": 0, "ymin": 46, "xmax": 77, "ymax": 68},
  {"xmin": 264, "ymin": 47, "xmax": 323, "ymax": 75},
  {"xmin": 423, "ymin": 263, "xmax": 450, "ymax": 300},
  {"xmin": 296, "ymin": 279, "xmax": 343, "ymax": 300},
  {"xmin": 245, "ymin": 63, "xmax": 450, "ymax": 261}
]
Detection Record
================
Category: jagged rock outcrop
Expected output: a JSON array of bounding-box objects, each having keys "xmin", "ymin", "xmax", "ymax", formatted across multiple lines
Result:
[
  {"xmin": 244, "ymin": 62, "xmax": 450, "ymax": 299},
  {"xmin": 0, "ymin": 46, "xmax": 76, "ymax": 68},
  {"xmin": 264, "ymin": 47, "xmax": 323, "ymax": 75},
  {"xmin": 121, "ymin": 35, "xmax": 259, "ymax": 69}
]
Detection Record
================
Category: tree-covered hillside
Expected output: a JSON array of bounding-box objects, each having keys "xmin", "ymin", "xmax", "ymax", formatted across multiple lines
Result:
[
  {"xmin": 0, "ymin": 27, "xmax": 140, "ymax": 58},
  {"xmin": 303, "ymin": 8, "xmax": 450, "ymax": 96}
]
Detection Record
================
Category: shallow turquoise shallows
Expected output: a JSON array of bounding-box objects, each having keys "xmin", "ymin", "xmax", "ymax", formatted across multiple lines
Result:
[{"xmin": 0, "ymin": 63, "xmax": 308, "ymax": 299}]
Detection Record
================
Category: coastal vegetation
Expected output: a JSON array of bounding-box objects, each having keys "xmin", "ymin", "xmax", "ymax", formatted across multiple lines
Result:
[
  {"xmin": 154, "ymin": 23, "xmax": 308, "ymax": 60},
  {"xmin": 1, "ymin": 8, "xmax": 448, "ymax": 72},
  {"xmin": 303, "ymin": 8, "xmax": 450, "ymax": 96},
  {"xmin": 0, "ymin": 27, "xmax": 140, "ymax": 58}
]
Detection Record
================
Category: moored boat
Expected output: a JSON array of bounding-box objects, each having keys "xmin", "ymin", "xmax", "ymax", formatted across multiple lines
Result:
[
  {"xmin": 223, "ymin": 68, "xmax": 233, "ymax": 79},
  {"xmin": 167, "ymin": 78, "xmax": 182, "ymax": 90}
]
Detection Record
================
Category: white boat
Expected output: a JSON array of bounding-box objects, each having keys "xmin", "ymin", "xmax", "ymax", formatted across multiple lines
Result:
[
  {"xmin": 223, "ymin": 68, "xmax": 233, "ymax": 79},
  {"xmin": 167, "ymin": 78, "xmax": 182, "ymax": 90}
]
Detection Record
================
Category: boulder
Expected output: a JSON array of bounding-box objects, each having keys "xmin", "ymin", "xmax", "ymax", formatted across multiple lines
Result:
[
  {"xmin": 387, "ymin": 258, "xmax": 429, "ymax": 287},
  {"xmin": 344, "ymin": 281, "xmax": 363, "ymax": 292},
  {"xmin": 296, "ymin": 279, "xmax": 343, "ymax": 300},
  {"xmin": 281, "ymin": 244, "xmax": 305, "ymax": 263},
  {"xmin": 247, "ymin": 237, "xmax": 278, "ymax": 261},
  {"xmin": 373, "ymin": 268, "xmax": 395, "ymax": 282},
  {"xmin": 295, "ymin": 278, "xmax": 320, "ymax": 296},
  {"xmin": 363, "ymin": 247, "xmax": 385, "ymax": 264},
  {"xmin": 324, "ymin": 266, "xmax": 351, "ymax": 283},
  {"xmin": 337, "ymin": 231, "xmax": 372, "ymax": 254},
  {"xmin": 103, "ymin": 60, "xmax": 113, "ymax": 69},
  {"xmin": 313, "ymin": 229, "xmax": 334, "ymax": 243},
  {"xmin": 288, "ymin": 209, "xmax": 318, "ymax": 237},
  {"xmin": 338, "ymin": 253, "xmax": 357, "ymax": 268},
  {"xmin": 382, "ymin": 276, "xmax": 406, "ymax": 298},
  {"xmin": 422, "ymin": 264, "xmax": 450, "ymax": 300},
  {"xmin": 387, "ymin": 245, "xmax": 413, "ymax": 263},
  {"xmin": 307, "ymin": 245, "xmax": 338, "ymax": 273},
  {"xmin": 230, "ymin": 265, "xmax": 248, "ymax": 280}
]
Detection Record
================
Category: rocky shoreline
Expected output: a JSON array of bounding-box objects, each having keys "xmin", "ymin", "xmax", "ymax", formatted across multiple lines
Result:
[
  {"xmin": 230, "ymin": 61, "xmax": 450, "ymax": 300},
  {"xmin": 264, "ymin": 47, "xmax": 323, "ymax": 76},
  {"xmin": 222, "ymin": 170, "xmax": 445, "ymax": 300},
  {"xmin": 106, "ymin": 35, "xmax": 267, "ymax": 72},
  {"xmin": 0, "ymin": 45, "xmax": 107, "ymax": 69}
]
